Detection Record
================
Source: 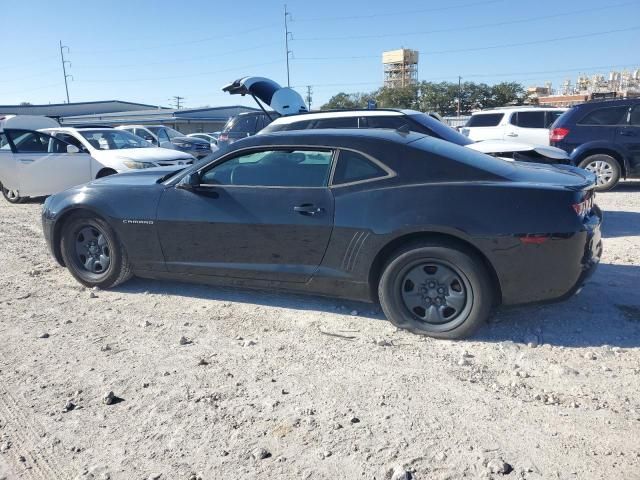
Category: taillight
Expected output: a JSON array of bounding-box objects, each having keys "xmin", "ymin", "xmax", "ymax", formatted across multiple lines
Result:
[
  {"xmin": 572, "ymin": 192, "xmax": 594, "ymax": 218},
  {"xmin": 550, "ymin": 127, "xmax": 569, "ymax": 142}
]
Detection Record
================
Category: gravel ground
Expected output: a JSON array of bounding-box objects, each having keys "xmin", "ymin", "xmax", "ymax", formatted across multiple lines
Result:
[{"xmin": 0, "ymin": 183, "xmax": 639, "ymax": 480}]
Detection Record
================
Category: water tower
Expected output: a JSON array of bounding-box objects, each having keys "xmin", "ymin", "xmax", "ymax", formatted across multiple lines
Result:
[{"xmin": 382, "ymin": 49, "xmax": 419, "ymax": 88}]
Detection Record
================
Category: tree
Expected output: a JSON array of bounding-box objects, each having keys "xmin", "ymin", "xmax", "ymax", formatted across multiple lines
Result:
[
  {"xmin": 19, "ymin": 101, "xmax": 32, "ymax": 106},
  {"xmin": 321, "ymin": 92, "xmax": 363, "ymax": 110},
  {"xmin": 374, "ymin": 85, "xmax": 419, "ymax": 109},
  {"xmin": 489, "ymin": 82, "xmax": 526, "ymax": 108}
]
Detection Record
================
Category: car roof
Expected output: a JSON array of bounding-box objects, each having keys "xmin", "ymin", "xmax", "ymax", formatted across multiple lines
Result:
[
  {"xmin": 269, "ymin": 108, "xmax": 415, "ymax": 125},
  {"xmin": 235, "ymin": 128, "xmax": 427, "ymax": 146},
  {"xmin": 471, "ymin": 107, "xmax": 567, "ymax": 114}
]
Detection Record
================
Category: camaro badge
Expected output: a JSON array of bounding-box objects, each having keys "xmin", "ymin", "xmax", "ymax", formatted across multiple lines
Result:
[{"xmin": 123, "ymin": 219, "xmax": 154, "ymax": 225}]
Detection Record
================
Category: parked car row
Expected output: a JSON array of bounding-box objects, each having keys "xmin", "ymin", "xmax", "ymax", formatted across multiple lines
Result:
[
  {"xmin": 0, "ymin": 116, "xmax": 194, "ymax": 203},
  {"xmin": 116, "ymin": 125, "xmax": 215, "ymax": 159}
]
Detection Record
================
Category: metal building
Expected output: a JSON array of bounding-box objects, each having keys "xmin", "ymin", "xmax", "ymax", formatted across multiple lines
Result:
[{"xmin": 382, "ymin": 49, "xmax": 419, "ymax": 88}]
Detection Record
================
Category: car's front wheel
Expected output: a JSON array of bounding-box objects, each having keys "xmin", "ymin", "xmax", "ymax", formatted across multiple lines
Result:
[
  {"xmin": 378, "ymin": 242, "xmax": 493, "ymax": 339},
  {"xmin": 578, "ymin": 154, "xmax": 620, "ymax": 191},
  {"xmin": 60, "ymin": 214, "xmax": 133, "ymax": 289},
  {"xmin": 1, "ymin": 183, "xmax": 25, "ymax": 204}
]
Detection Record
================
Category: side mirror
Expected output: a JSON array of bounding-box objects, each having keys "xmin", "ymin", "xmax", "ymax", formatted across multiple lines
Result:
[
  {"xmin": 177, "ymin": 172, "xmax": 201, "ymax": 191},
  {"xmin": 66, "ymin": 144, "xmax": 80, "ymax": 154}
]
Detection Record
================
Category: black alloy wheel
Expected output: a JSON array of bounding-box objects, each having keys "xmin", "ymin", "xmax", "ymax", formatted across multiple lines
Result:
[{"xmin": 60, "ymin": 214, "xmax": 133, "ymax": 288}]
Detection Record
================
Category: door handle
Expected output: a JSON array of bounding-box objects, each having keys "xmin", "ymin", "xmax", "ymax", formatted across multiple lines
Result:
[
  {"xmin": 619, "ymin": 130, "xmax": 636, "ymax": 136},
  {"xmin": 294, "ymin": 204, "xmax": 324, "ymax": 216},
  {"xmin": 506, "ymin": 133, "xmax": 518, "ymax": 137},
  {"xmin": 19, "ymin": 158, "xmax": 35, "ymax": 163}
]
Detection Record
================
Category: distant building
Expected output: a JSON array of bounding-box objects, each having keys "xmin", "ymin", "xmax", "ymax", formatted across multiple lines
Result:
[
  {"xmin": 61, "ymin": 105, "xmax": 261, "ymax": 134},
  {"xmin": 382, "ymin": 49, "xmax": 419, "ymax": 88},
  {"xmin": 0, "ymin": 100, "xmax": 160, "ymax": 119},
  {"xmin": 530, "ymin": 68, "xmax": 640, "ymax": 107}
]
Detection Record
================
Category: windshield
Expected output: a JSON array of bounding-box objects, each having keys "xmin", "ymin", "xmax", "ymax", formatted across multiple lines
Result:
[
  {"xmin": 80, "ymin": 129, "xmax": 152, "ymax": 150},
  {"xmin": 165, "ymin": 127, "xmax": 183, "ymax": 139},
  {"xmin": 408, "ymin": 113, "xmax": 474, "ymax": 146}
]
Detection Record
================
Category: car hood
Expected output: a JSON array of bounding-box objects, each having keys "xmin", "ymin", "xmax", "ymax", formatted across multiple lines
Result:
[
  {"xmin": 174, "ymin": 136, "xmax": 209, "ymax": 145},
  {"xmin": 91, "ymin": 147, "xmax": 194, "ymax": 162},
  {"xmin": 222, "ymin": 76, "xmax": 308, "ymax": 116},
  {"xmin": 89, "ymin": 167, "xmax": 184, "ymax": 187},
  {"xmin": 466, "ymin": 140, "xmax": 569, "ymax": 160}
]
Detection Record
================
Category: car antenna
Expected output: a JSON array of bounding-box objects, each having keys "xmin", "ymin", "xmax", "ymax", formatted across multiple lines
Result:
[{"xmin": 251, "ymin": 94, "xmax": 274, "ymax": 121}]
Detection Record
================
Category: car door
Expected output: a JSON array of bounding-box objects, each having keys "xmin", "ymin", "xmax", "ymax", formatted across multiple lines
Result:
[
  {"xmin": 5, "ymin": 129, "xmax": 91, "ymax": 197},
  {"xmin": 156, "ymin": 128, "xmax": 174, "ymax": 149},
  {"xmin": 617, "ymin": 104, "xmax": 640, "ymax": 176},
  {"xmin": 504, "ymin": 111, "xmax": 547, "ymax": 144},
  {"xmin": 156, "ymin": 147, "xmax": 335, "ymax": 283}
]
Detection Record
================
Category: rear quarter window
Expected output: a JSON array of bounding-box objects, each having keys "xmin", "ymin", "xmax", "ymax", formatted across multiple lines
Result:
[
  {"xmin": 466, "ymin": 113, "xmax": 504, "ymax": 127},
  {"xmin": 511, "ymin": 111, "xmax": 546, "ymax": 128},
  {"xmin": 577, "ymin": 105, "xmax": 629, "ymax": 126}
]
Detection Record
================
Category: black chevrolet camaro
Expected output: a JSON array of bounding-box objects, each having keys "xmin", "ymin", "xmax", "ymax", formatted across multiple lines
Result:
[{"xmin": 42, "ymin": 129, "xmax": 603, "ymax": 338}]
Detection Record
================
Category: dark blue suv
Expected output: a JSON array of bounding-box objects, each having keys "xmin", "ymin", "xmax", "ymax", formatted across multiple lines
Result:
[{"xmin": 550, "ymin": 99, "xmax": 640, "ymax": 191}]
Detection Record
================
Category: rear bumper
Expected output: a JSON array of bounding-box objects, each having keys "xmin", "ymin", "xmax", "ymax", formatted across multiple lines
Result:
[{"xmin": 486, "ymin": 207, "xmax": 602, "ymax": 306}]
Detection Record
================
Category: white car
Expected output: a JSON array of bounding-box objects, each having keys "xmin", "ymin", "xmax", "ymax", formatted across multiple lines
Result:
[
  {"xmin": 460, "ymin": 107, "xmax": 567, "ymax": 145},
  {"xmin": 222, "ymin": 77, "xmax": 569, "ymax": 165},
  {"xmin": 0, "ymin": 116, "xmax": 194, "ymax": 203},
  {"xmin": 186, "ymin": 132, "xmax": 220, "ymax": 152}
]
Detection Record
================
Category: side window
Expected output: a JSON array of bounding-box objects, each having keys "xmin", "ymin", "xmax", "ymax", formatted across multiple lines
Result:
[
  {"xmin": 230, "ymin": 115, "xmax": 257, "ymax": 134},
  {"xmin": 200, "ymin": 149, "xmax": 333, "ymax": 187},
  {"xmin": 54, "ymin": 133, "xmax": 85, "ymax": 150},
  {"xmin": 629, "ymin": 105, "xmax": 640, "ymax": 126},
  {"xmin": 135, "ymin": 129, "xmax": 156, "ymax": 143},
  {"xmin": 312, "ymin": 117, "xmax": 359, "ymax": 128},
  {"xmin": 466, "ymin": 113, "xmax": 504, "ymax": 127},
  {"xmin": 6, "ymin": 130, "xmax": 68, "ymax": 154},
  {"xmin": 332, "ymin": 150, "xmax": 389, "ymax": 185},
  {"xmin": 285, "ymin": 120, "xmax": 313, "ymax": 131},
  {"xmin": 545, "ymin": 111, "xmax": 564, "ymax": 128},
  {"xmin": 0, "ymin": 132, "xmax": 11, "ymax": 150},
  {"xmin": 157, "ymin": 129, "xmax": 170, "ymax": 142},
  {"xmin": 514, "ymin": 111, "xmax": 546, "ymax": 128},
  {"xmin": 578, "ymin": 106, "xmax": 629, "ymax": 126},
  {"xmin": 365, "ymin": 116, "xmax": 412, "ymax": 130}
]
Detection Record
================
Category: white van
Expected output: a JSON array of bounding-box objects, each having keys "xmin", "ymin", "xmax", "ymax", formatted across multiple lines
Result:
[
  {"xmin": 0, "ymin": 116, "xmax": 194, "ymax": 204},
  {"xmin": 460, "ymin": 107, "xmax": 567, "ymax": 145}
]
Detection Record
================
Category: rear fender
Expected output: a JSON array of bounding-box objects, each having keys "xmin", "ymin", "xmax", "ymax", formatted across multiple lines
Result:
[{"xmin": 570, "ymin": 141, "xmax": 629, "ymax": 176}]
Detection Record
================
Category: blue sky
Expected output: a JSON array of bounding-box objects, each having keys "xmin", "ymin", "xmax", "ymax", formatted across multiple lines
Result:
[{"xmin": 2, "ymin": 0, "xmax": 639, "ymax": 108}]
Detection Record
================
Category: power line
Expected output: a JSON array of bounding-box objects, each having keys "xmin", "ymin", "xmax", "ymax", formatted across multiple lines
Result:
[
  {"xmin": 73, "ymin": 24, "xmax": 280, "ymax": 55},
  {"xmin": 292, "ymin": 63, "xmax": 640, "ymax": 90},
  {"xmin": 293, "ymin": 0, "xmax": 502, "ymax": 23},
  {"xmin": 78, "ymin": 59, "xmax": 284, "ymax": 83},
  {"xmin": 284, "ymin": 4, "xmax": 293, "ymax": 86},
  {"xmin": 293, "ymin": 1, "xmax": 637, "ymax": 42},
  {"xmin": 169, "ymin": 96, "xmax": 185, "ymax": 109},
  {"xmin": 59, "ymin": 41, "xmax": 72, "ymax": 103},
  {"xmin": 293, "ymin": 26, "xmax": 640, "ymax": 60},
  {"xmin": 76, "ymin": 42, "xmax": 281, "ymax": 70}
]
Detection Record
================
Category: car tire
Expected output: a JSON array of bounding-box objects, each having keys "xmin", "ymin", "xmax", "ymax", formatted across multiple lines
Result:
[
  {"xmin": 60, "ymin": 213, "xmax": 133, "ymax": 289},
  {"xmin": 578, "ymin": 154, "xmax": 620, "ymax": 192},
  {"xmin": 378, "ymin": 242, "xmax": 493, "ymax": 339},
  {"xmin": 1, "ymin": 183, "xmax": 25, "ymax": 204}
]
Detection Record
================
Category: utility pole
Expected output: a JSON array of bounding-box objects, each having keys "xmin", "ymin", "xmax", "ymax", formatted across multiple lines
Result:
[
  {"xmin": 59, "ymin": 41, "xmax": 72, "ymax": 103},
  {"xmin": 170, "ymin": 96, "xmax": 185, "ymax": 109},
  {"xmin": 284, "ymin": 4, "xmax": 293, "ymax": 87},
  {"xmin": 457, "ymin": 75, "xmax": 462, "ymax": 117},
  {"xmin": 305, "ymin": 85, "xmax": 313, "ymax": 111}
]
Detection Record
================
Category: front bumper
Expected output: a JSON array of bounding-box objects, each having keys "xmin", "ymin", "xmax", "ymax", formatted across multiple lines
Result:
[{"xmin": 41, "ymin": 205, "xmax": 62, "ymax": 265}]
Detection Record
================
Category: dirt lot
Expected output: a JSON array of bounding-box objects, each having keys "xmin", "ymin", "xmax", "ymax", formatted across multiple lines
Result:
[{"xmin": 0, "ymin": 184, "xmax": 639, "ymax": 480}]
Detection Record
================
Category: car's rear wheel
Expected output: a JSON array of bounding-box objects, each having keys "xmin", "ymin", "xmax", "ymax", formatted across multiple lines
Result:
[
  {"xmin": 1, "ymin": 183, "xmax": 25, "ymax": 204},
  {"xmin": 578, "ymin": 154, "xmax": 620, "ymax": 191},
  {"xmin": 378, "ymin": 242, "xmax": 493, "ymax": 339},
  {"xmin": 60, "ymin": 214, "xmax": 133, "ymax": 289}
]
